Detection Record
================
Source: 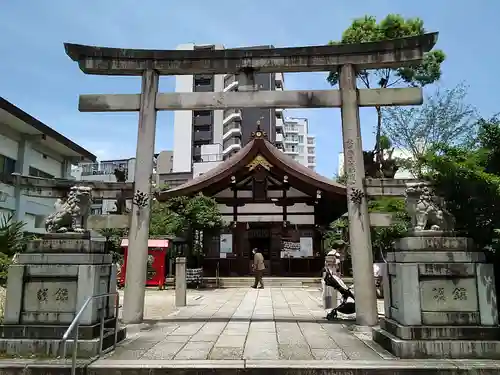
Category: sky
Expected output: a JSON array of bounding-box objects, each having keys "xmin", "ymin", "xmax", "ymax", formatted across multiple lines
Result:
[{"xmin": 1, "ymin": 0, "xmax": 499, "ymax": 178}]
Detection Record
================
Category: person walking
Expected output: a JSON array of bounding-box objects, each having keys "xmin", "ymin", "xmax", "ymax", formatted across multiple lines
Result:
[{"xmin": 251, "ymin": 248, "xmax": 265, "ymax": 289}]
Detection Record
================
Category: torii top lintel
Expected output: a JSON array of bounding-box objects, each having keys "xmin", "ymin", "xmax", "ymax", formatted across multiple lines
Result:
[{"xmin": 64, "ymin": 33, "xmax": 438, "ymax": 76}]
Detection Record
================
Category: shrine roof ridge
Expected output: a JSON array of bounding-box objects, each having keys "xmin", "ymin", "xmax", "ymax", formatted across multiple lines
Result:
[{"xmin": 64, "ymin": 33, "xmax": 438, "ymax": 76}]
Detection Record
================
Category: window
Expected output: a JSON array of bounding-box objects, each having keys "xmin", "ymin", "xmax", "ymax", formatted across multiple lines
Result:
[
  {"xmin": 29, "ymin": 167, "xmax": 54, "ymax": 179},
  {"xmin": 0, "ymin": 155, "xmax": 16, "ymax": 183},
  {"xmin": 194, "ymin": 78, "xmax": 212, "ymax": 86},
  {"xmin": 308, "ymin": 156, "xmax": 315, "ymax": 163},
  {"xmin": 298, "ymin": 135, "xmax": 304, "ymax": 144},
  {"xmin": 308, "ymin": 147, "xmax": 315, "ymax": 154},
  {"xmin": 91, "ymin": 208, "xmax": 102, "ymax": 215},
  {"xmin": 194, "ymin": 110, "xmax": 211, "ymax": 117},
  {"xmin": 307, "ymin": 138, "xmax": 314, "ymax": 145}
]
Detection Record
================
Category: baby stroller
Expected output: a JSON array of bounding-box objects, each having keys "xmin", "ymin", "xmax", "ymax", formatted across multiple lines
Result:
[{"xmin": 323, "ymin": 267, "xmax": 356, "ymax": 320}]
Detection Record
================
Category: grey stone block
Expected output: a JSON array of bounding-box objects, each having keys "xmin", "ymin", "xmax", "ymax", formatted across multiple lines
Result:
[
  {"xmin": 26, "ymin": 238, "xmax": 106, "ymax": 253},
  {"xmin": 373, "ymin": 327, "xmax": 500, "ymax": 359},
  {"xmin": 0, "ymin": 326, "xmax": 126, "ymax": 358},
  {"xmin": 396, "ymin": 236, "xmax": 475, "ymax": 252},
  {"xmin": 17, "ymin": 253, "xmax": 112, "ymax": 265},
  {"xmin": 380, "ymin": 318, "xmax": 500, "ymax": 340},
  {"xmin": 386, "ymin": 251, "xmax": 485, "ymax": 263}
]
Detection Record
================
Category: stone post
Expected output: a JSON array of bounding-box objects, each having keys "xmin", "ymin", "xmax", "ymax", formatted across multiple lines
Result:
[
  {"xmin": 339, "ymin": 64, "xmax": 378, "ymax": 326},
  {"xmin": 14, "ymin": 138, "xmax": 30, "ymax": 223},
  {"xmin": 175, "ymin": 257, "xmax": 187, "ymax": 307},
  {"xmin": 122, "ymin": 69, "xmax": 159, "ymax": 324}
]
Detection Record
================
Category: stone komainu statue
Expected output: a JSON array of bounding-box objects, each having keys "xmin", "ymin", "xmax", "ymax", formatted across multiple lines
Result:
[
  {"xmin": 45, "ymin": 186, "xmax": 93, "ymax": 233},
  {"xmin": 405, "ymin": 182, "xmax": 454, "ymax": 232}
]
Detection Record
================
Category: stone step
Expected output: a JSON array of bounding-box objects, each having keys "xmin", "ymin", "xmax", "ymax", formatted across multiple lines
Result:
[
  {"xmin": 2, "ymin": 359, "xmax": 499, "ymax": 375},
  {"xmin": 163, "ymin": 277, "xmax": 353, "ymax": 288}
]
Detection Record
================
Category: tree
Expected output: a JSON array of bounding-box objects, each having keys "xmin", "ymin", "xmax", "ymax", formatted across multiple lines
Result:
[
  {"xmin": 383, "ymin": 83, "xmax": 478, "ymax": 176},
  {"xmin": 327, "ymin": 15, "xmax": 446, "ymax": 171},
  {"xmin": 98, "ymin": 228, "xmax": 126, "ymax": 263},
  {"xmin": 0, "ymin": 213, "xmax": 27, "ymax": 257},
  {"xmin": 150, "ymin": 193, "xmax": 224, "ymax": 267},
  {"xmin": 422, "ymin": 116, "xmax": 500, "ymax": 251},
  {"xmin": 422, "ymin": 116, "xmax": 500, "ymax": 317},
  {"xmin": 0, "ymin": 214, "xmax": 27, "ymax": 286}
]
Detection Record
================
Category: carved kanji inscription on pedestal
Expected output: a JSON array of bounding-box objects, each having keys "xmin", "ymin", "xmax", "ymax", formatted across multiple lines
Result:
[{"xmin": 420, "ymin": 279, "xmax": 477, "ymax": 312}]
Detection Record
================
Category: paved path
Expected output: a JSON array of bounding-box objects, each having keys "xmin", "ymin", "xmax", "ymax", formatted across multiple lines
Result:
[{"xmin": 104, "ymin": 288, "xmax": 390, "ymax": 361}]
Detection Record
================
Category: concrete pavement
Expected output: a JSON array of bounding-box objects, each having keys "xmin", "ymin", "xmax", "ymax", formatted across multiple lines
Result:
[{"xmin": 104, "ymin": 287, "xmax": 389, "ymax": 361}]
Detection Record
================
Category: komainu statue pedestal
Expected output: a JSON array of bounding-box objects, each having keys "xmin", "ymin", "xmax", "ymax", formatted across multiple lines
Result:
[
  {"xmin": 0, "ymin": 233, "xmax": 126, "ymax": 357},
  {"xmin": 373, "ymin": 232, "xmax": 500, "ymax": 358}
]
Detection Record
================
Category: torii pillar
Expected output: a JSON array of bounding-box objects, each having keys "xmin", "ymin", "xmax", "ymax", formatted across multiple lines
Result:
[
  {"xmin": 123, "ymin": 69, "xmax": 159, "ymax": 323},
  {"xmin": 340, "ymin": 64, "xmax": 377, "ymax": 326}
]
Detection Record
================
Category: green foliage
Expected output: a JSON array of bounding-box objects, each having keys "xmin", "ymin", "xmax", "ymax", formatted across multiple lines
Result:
[
  {"xmin": 327, "ymin": 14, "xmax": 445, "ymax": 163},
  {"xmin": 327, "ymin": 15, "xmax": 445, "ymax": 89},
  {"xmin": 382, "ymin": 83, "xmax": 478, "ymax": 177},
  {"xmin": 150, "ymin": 193, "xmax": 224, "ymax": 268},
  {"xmin": 0, "ymin": 214, "xmax": 27, "ymax": 257},
  {"xmin": 0, "ymin": 253, "xmax": 11, "ymax": 286},
  {"xmin": 98, "ymin": 228, "xmax": 126, "ymax": 263},
  {"xmin": 368, "ymin": 197, "xmax": 406, "ymax": 213},
  {"xmin": 368, "ymin": 197, "xmax": 409, "ymax": 261},
  {"xmin": 335, "ymin": 174, "xmax": 347, "ymax": 185},
  {"xmin": 422, "ymin": 116, "xmax": 500, "ymax": 250},
  {"xmin": 150, "ymin": 194, "xmax": 224, "ymax": 238},
  {"xmin": 323, "ymin": 217, "xmax": 349, "ymax": 251}
]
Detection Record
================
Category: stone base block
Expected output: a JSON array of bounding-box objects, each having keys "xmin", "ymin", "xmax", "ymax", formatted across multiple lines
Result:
[
  {"xmin": 0, "ymin": 326, "xmax": 126, "ymax": 358},
  {"xmin": 0, "ymin": 318, "xmax": 118, "ymax": 340},
  {"xmin": 380, "ymin": 318, "xmax": 500, "ymax": 340},
  {"xmin": 373, "ymin": 326, "xmax": 500, "ymax": 359}
]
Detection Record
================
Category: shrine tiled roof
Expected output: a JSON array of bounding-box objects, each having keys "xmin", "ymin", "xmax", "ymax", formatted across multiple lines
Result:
[{"xmin": 156, "ymin": 131, "xmax": 346, "ymax": 200}]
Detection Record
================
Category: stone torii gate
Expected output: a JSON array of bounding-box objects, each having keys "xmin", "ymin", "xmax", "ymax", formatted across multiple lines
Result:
[{"xmin": 64, "ymin": 33, "xmax": 438, "ymax": 326}]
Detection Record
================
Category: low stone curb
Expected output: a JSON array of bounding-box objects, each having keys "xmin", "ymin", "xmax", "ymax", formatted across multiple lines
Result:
[{"xmin": 1, "ymin": 359, "xmax": 500, "ymax": 375}]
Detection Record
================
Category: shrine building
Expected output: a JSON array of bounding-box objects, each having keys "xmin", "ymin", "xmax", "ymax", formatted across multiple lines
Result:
[{"xmin": 157, "ymin": 129, "xmax": 347, "ymax": 277}]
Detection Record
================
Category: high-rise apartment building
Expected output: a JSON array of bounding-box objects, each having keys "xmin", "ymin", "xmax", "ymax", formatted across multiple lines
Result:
[
  {"xmin": 283, "ymin": 117, "xmax": 316, "ymax": 170},
  {"xmin": 172, "ymin": 43, "xmax": 286, "ymax": 177}
]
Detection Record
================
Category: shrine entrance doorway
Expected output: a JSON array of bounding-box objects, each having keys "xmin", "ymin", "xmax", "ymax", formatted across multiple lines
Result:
[{"xmin": 247, "ymin": 224, "xmax": 272, "ymax": 276}]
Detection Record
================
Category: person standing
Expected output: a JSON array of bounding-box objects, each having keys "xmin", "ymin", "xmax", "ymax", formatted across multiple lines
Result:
[{"xmin": 251, "ymin": 248, "xmax": 265, "ymax": 289}]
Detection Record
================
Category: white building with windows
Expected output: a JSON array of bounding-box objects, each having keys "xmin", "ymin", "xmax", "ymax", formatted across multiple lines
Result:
[
  {"xmin": 172, "ymin": 43, "xmax": 288, "ymax": 178},
  {"xmin": 72, "ymin": 157, "xmax": 136, "ymax": 215},
  {"xmin": 283, "ymin": 117, "xmax": 316, "ymax": 170},
  {"xmin": 0, "ymin": 97, "xmax": 96, "ymax": 233},
  {"xmin": 73, "ymin": 151, "xmax": 175, "ymax": 214}
]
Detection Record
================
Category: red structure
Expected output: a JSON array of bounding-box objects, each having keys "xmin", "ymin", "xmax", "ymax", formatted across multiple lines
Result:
[{"xmin": 118, "ymin": 239, "xmax": 170, "ymax": 288}]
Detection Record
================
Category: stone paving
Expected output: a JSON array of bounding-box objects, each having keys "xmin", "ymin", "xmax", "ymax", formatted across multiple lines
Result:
[{"xmin": 103, "ymin": 288, "xmax": 390, "ymax": 361}]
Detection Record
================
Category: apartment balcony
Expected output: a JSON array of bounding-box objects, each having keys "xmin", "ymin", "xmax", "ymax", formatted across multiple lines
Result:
[
  {"xmin": 223, "ymin": 121, "xmax": 242, "ymax": 141},
  {"xmin": 275, "ymin": 73, "xmax": 284, "ymax": 89},
  {"xmin": 193, "ymin": 130, "xmax": 212, "ymax": 142},
  {"xmin": 284, "ymin": 149, "xmax": 299, "ymax": 155},
  {"xmin": 285, "ymin": 138, "xmax": 299, "ymax": 144},
  {"xmin": 276, "ymin": 116, "xmax": 284, "ymax": 129},
  {"xmin": 275, "ymin": 133, "xmax": 284, "ymax": 144},
  {"xmin": 193, "ymin": 114, "xmax": 212, "ymax": 126},
  {"xmin": 80, "ymin": 162, "xmax": 125, "ymax": 176},
  {"xmin": 222, "ymin": 138, "xmax": 242, "ymax": 156},
  {"xmin": 276, "ymin": 108, "xmax": 284, "ymax": 117},
  {"xmin": 223, "ymin": 74, "xmax": 238, "ymax": 92},
  {"xmin": 223, "ymin": 108, "xmax": 242, "ymax": 125},
  {"xmin": 199, "ymin": 153, "xmax": 223, "ymax": 162},
  {"xmin": 285, "ymin": 126, "xmax": 299, "ymax": 133}
]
